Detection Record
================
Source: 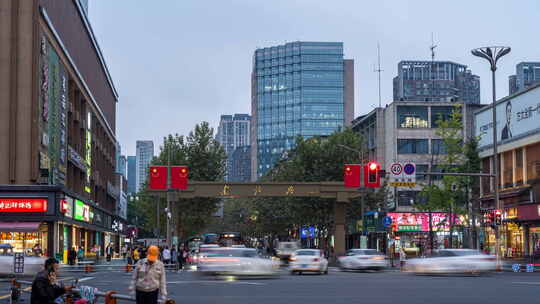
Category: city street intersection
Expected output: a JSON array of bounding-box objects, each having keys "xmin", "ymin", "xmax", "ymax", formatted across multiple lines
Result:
[{"xmin": 2, "ymin": 268, "xmax": 539, "ymax": 303}]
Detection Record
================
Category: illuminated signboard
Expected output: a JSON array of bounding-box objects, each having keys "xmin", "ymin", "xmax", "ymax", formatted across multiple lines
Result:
[
  {"xmin": 74, "ymin": 200, "xmax": 90, "ymax": 222},
  {"xmin": 387, "ymin": 212, "xmax": 461, "ymax": 232},
  {"xmin": 0, "ymin": 198, "xmax": 48, "ymax": 213},
  {"xmin": 61, "ymin": 197, "xmax": 73, "ymax": 218}
]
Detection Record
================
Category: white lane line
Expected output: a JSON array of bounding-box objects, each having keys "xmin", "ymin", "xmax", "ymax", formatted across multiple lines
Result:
[
  {"xmin": 512, "ymin": 282, "xmax": 540, "ymax": 285},
  {"xmin": 77, "ymin": 277, "xmax": 95, "ymax": 282},
  {"xmin": 167, "ymin": 280, "xmax": 266, "ymax": 285}
]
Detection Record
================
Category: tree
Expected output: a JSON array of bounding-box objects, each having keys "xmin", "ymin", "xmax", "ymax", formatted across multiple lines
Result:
[
  {"xmin": 133, "ymin": 122, "xmax": 227, "ymax": 240},
  {"xmin": 247, "ymin": 128, "xmax": 385, "ymax": 246},
  {"xmin": 418, "ymin": 105, "xmax": 481, "ymax": 248}
]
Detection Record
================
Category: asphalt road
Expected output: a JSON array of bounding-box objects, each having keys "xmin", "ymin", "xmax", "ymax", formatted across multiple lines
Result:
[{"xmin": 3, "ymin": 267, "xmax": 540, "ymax": 304}]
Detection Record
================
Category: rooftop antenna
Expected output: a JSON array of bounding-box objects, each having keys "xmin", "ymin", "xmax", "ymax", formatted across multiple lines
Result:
[
  {"xmin": 430, "ymin": 33, "xmax": 437, "ymax": 102},
  {"xmin": 374, "ymin": 43, "xmax": 383, "ymax": 107}
]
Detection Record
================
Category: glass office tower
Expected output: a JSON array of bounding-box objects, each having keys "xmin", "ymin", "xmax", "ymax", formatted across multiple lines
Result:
[{"xmin": 251, "ymin": 42, "xmax": 354, "ymax": 179}]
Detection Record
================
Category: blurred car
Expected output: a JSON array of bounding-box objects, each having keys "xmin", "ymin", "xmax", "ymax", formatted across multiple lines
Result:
[
  {"xmin": 231, "ymin": 245, "xmax": 246, "ymax": 248},
  {"xmin": 193, "ymin": 244, "xmax": 221, "ymax": 265},
  {"xmin": 0, "ymin": 244, "xmax": 46, "ymax": 276},
  {"xmin": 338, "ymin": 249, "xmax": 388, "ymax": 271},
  {"xmin": 405, "ymin": 249, "xmax": 496, "ymax": 275},
  {"xmin": 276, "ymin": 241, "xmax": 299, "ymax": 262},
  {"xmin": 290, "ymin": 249, "xmax": 328, "ymax": 275},
  {"xmin": 198, "ymin": 248, "xmax": 278, "ymax": 277}
]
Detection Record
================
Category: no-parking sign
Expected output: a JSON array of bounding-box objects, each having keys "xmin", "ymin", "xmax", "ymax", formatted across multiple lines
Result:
[{"xmin": 389, "ymin": 162, "xmax": 416, "ymax": 187}]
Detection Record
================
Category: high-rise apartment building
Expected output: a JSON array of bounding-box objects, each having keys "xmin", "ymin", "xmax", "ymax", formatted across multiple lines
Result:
[
  {"xmin": 509, "ymin": 62, "xmax": 540, "ymax": 95},
  {"xmin": 127, "ymin": 156, "xmax": 136, "ymax": 194},
  {"xmin": 393, "ymin": 61, "xmax": 480, "ymax": 104},
  {"xmin": 135, "ymin": 141, "xmax": 154, "ymax": 192},
  {"xmin": 216, "ymin": 114, "xmax": 251, "ymax": 181},
  {"xmin": 251, "ymin": 41, "xmax": 355, "ymax": 179}
]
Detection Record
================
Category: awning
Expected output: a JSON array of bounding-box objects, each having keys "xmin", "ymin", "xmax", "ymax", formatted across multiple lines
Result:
[{"xmin": 0, "ymin": 222, "xmax": 41, "ymax": 232}]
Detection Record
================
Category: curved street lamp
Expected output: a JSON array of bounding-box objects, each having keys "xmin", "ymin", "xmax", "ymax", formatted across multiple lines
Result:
[{"xmin": 471, "ymin": 46, "xmax": 511, "ymax": 271}]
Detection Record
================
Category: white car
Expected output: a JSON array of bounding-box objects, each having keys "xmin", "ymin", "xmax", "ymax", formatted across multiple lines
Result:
[
  {"xmin": 198, "ymin": 248, "xmax": 278, "ymax": 277},
  {"xmin": 290, "ymin": 249, "xmax": 328, "ymax": 275},
  {"xmin": 405, "ymin": 249, "xmax": 496, "ymax": 274},
  {"xmin": 338, "ymin": 249, "xmax": 388, "ymax": 271},
  {"xmin": 276, "ymin": 242, "xmax": 299, "ymax": 261}
]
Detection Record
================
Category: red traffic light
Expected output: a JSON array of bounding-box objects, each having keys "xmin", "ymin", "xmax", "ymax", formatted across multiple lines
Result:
[
  {"xmin": 365, "ymin": 161, "xmax": 381, "ymax": 188},
  {"xmin": 171, "ymin": 166, "xmax": 189, "ymax": 190},
  {"xmin": 344, "ymin": 164, "xmax": 361, "ymax": 188},
  {"xmin": 149, "ymin": 166, "xmax": 167, "ymax": 190}
]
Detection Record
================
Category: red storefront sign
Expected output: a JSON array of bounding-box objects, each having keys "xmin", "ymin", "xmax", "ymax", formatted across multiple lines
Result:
[
  {"xmin": 0, "ymin": 198, "xmax": 48, "ymax": 213},
  {"xmin": 517, "ymin": 204, "xmax": 540, "ymax": 221}
]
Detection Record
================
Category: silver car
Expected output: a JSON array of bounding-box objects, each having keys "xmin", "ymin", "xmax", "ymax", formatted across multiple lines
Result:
[
  {"xmin": 338, "ymin": 249, "xmax": 388, "ymax": 271},
  {"xmin": 197, "ymin": 248, "xmax": 278, "ymax": 277},
  {"xmin": 405, "ymin": 249, "xmax": 496, "ymax": 275}
]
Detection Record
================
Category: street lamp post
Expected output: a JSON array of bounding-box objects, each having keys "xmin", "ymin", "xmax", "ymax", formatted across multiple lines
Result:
[{"xmin": 471, "ymin": 46, "xmax": 511, "ymax": 270}]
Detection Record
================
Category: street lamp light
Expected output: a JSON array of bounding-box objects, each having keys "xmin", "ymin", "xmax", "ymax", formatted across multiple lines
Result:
[{"xmin": 471, "ymin": 46, "xmax": 511, "ymax": 270}]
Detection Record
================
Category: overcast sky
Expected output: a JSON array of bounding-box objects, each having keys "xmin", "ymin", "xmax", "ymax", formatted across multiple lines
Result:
[{"xmin": 89, "ymin": 0, "xmax": 539, "ymax": 156}]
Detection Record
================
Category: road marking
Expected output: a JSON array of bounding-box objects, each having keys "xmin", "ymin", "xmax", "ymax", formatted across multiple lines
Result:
[
  {"xmin": 78, "ymin": 277, "xmax": 95, "ymax": 282},
  {"xmin": 167, "ymin": 280, "xmax": 266, "ymax": 285},
  {"xmin": 512, "ymin": 281, "xmax": 540, "ymax": 285}
]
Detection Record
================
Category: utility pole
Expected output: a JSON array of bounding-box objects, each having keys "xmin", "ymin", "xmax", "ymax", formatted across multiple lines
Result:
[
  {"xmin": 166, "ymin": 140, "xmax": 172, "ymax": 247},
  {"xmin": 430, "ymin": 33, "xmax": 437, "ymax": 102},
  {"xmin": 374, "ymin": 43, "xmax": 383, "ymax": 108}
]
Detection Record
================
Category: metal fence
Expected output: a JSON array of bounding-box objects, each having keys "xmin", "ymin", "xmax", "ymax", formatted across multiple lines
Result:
[{"xmin": 10, "ymin": 279, "xmax": 176, "ymax": 304}]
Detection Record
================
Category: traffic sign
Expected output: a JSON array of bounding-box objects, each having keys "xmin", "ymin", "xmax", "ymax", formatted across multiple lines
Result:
[
  {"xmin": 383, "ymin": 216, "xmax": 392, "ymax": 227},
  {"xmin": 389, "ymin": 162, "xmax": 416, "ymax": 187}
]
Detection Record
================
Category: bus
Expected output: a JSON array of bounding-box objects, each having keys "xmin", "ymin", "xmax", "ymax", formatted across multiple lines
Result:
[{"xmin": 202, "ymin": 233, "xmax": 219, "ymax": 245}]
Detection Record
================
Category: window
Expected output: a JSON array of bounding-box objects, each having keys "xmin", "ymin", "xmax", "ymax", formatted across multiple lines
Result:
[
  {"xmin": 431, "ymin": 139, "xmax": 447, "ymax": 154},
  {"xmin": 431, "ymin": 106, "xmax": 458, "ymax": 128},
  {"xmin": 397, "ymin": 139, "xmax": 428, "ymax": 154},
  {"xmin": 515, "ymin": 148, "xmax": 523, "ymax": 185},
  {"xmin": 416, "ymin": 164, "xmax": 429, "ymax": 181},
  {"xmin": 397, "ymin": 106, "xmax": 428, "ymax": 128},
  {"xmin": 398, "ymin": 191, "xmax": 419, "ymax": 206}
]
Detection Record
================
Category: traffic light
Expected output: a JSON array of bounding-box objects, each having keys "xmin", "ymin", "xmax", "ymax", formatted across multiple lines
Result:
[
  {"xmin": 344, "ymin": 164, "xmax": 361, "ymax": 188},
  {"xmin": 494, "ymin": 209, "xmax": 502, "ymax": 225},
  {"xmin": 364, "ymin": 161, "xmax": 381, "ymax": 188},
  {"xmin": 148, "ymin": 166, "xmax": 167, "ymax": 190},
  {"xmin": 171, "ymin": 166, "xmax": 189, "ymax": 190}
]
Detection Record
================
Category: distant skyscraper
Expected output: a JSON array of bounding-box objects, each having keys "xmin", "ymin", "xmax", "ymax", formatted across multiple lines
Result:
[
  {"xmin": 127, "ymin": 156, "xmax": 136, "ymax": 194},
  {"xmin": 509, "ymin": 62, "xmax": 540, "ymax": 95},
  {"xmin": 229, "ymin": 146, "xmax": 251, "ymax": 182},
  {"xmin": 251, "ymin": 41, "xmax": 354, "ymax": 179},
  {"xmin": 216, "ymin": 114, "xmax": 251, "ymax": 181},
  {"xmin": 135, "ymin": 141, "xmax": 154, "ymax": 193},
  {"xmin": 393, "ymin": 61, "xmax": 480, "ymax": 104}
]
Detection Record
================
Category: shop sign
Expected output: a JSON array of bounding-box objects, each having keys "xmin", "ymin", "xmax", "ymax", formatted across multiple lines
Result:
[
  {"xmin": 68, "ymin": 145, "xmax": 87, "ymax": 172},
  {"xmin": 505, "ymin": 208, "xmax": 518, "ymax": 220},
  {"xmin": 0, "ymin": 198, "xmax": 48, "ymax": 213},
  {"xmin": 60, "ymin": 197, "xmax": 73, "ymax": 218},
  {"xmin": 112, "ymin": 220, "xmax": 124, "ymax": 233},
  {"xmin": 74, "ymin": 200, "xmax": 90, "ymax": 222},
  {"xmin": 387, "ymin": 212, "xmax": 461, "ymax": 232},
  {"xmin": 475, "ymin": 86, "xmax": 540, "ymax": 149}
]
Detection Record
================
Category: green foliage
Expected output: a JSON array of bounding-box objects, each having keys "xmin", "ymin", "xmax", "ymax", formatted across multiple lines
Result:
[
  {"xmin": 132, "ymin": 121, "xmax": 227, "ymax": 239},
  {"xmin": 418, "ymin": 105, "xmax": 481, "ymax": 218},
  {"xmin": 233, "ymin": 128, "xmax": 387, "ymax": 236}
]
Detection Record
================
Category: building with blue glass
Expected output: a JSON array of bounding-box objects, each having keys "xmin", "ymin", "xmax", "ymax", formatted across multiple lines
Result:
[
  {"xmin": 509, "ymin": 62, "xmax": 540, "ymax": 95},
  {"xmin": 216, "ymin": 114, "xmax": 251, "ymax": 181},
  {"xmin": 251, "ymin": 41, "xmax": 354, "ymax": 180}
]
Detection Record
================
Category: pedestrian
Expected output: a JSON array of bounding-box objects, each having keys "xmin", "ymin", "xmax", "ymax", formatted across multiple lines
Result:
[
  {"xmin": 106, "ymin": 243, "xmax": 114, "ymax": 262},
  {"xmin": 31, "ymin": 258, "xmax": 73, "ymax": 304},
  {"xmin": 140, "ymin": 246, "xmax": 147, "ymax": 260},
  {"xmin": 171, "ymin": 246, "xmax": 178, "ymax": 266},
  {"xmin": 133, "ymin": 247, "xmax": 140, "ymax": 263},
  {"xmin": 177, "ymin": 247, "xmax": 185, "ymax": 270},
  {"xmin": 127, "ymin": 246, "xmax": 133, "ymax": 265},
  {"xmin": 68, "ymin": 247, "xmax": 77, "ymax": 266},
  {"xmin": 400, "ymin": 247, "xmax": 407, "ymax": 271},
  {"xmin": 130, "ymin": 245, "xmax": 167, "ymax": 304},
  {"xmin": 122, "ymin": 244, "xmax": 128, "ymax": 260},
  {"xmin": 77, "ymin": 247, "xmax": 85, "ymax": 262},
  {"xmin": 162, "ymin": 246, "xmax": 171, "ymax": 264}
]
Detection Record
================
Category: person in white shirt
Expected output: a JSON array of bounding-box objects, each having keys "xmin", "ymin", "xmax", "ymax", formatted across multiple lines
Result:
[{"xmin": 162, "ymin": 246, "xmax": 171, "ymax": 264}]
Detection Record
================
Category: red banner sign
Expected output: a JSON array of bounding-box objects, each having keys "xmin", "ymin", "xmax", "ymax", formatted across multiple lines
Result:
[{"xmin": 0, "ymin": 198, "xmax": 48, "ymax": 213}]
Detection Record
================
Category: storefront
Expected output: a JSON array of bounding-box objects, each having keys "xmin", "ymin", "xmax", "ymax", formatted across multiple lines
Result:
[
  {"xmin": 0, "ymin": 186, "xmax": 122, "ymax": 261},
  {"xmin": 387, "ymin": 212, "xmax": 463, "ymax": 255}
]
